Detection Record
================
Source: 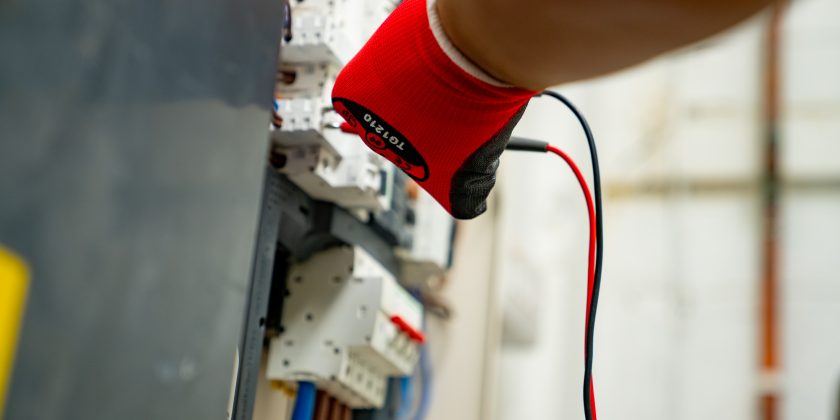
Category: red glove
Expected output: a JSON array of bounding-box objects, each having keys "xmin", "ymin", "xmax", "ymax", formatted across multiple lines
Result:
[{"xmin": 332, "ymin": 0, "xmax": 536, "ymax": 219}]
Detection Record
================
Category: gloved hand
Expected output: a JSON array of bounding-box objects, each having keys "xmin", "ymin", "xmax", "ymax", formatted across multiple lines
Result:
[{"xmin": 332, "ymin": 0, "xmax": 536, "ymax": 219}]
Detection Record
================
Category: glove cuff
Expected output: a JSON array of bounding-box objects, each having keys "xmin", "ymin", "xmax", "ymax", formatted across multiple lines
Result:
[{"xmin": 425, "ymin": 0, "xmax": 510, "ymax": 88}]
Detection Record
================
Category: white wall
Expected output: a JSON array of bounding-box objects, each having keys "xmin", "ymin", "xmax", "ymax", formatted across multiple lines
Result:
[
  {"xmin": 426, "ymin": 200, "xmax": 504, "ymax": 420},
  {"xmin": 781, "ymin": 0, "xmax": 840, "ymax": 419},
  {"xmin": 491, "ymin": 2, "xmax": 840, "ymax": 418}
]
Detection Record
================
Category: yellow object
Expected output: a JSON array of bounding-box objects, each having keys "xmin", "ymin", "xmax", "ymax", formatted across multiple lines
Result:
[
  {"xmin": 269, "ymin": 380, "xmax": 297, "ymax": 398},
  {"xmin": 0, "ymin": 246, "xmax": 29, "ymax": 418}
]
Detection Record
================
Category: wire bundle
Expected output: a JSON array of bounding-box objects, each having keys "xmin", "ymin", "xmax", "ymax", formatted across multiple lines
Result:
[{"xmin": 506, "ymin": 91, "xmax": 604, "ymax": 420}]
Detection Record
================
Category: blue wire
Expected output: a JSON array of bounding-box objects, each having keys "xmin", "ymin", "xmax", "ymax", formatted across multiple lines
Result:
[
  {"xmin": 291, "ymin": 381, "xmax": 317, "ymax": 420},
  {"xmin": 396, "ymin": 375, "xmax": 414, "ymax": 420},
  {"xmin": 413, "ymin": 317, "xmax": 431, "ymax": 420}
]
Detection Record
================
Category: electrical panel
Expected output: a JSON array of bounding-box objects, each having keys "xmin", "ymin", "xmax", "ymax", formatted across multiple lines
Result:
[
  {"xmin": 258, "ymin": 0, "xmax": 457, "ymax": 415},
  {"xmin": 266, "ymin": 246, "xmax": 423, "ymax": 408},
  {"xmin": 271, "ymin": 0, "xmax": 400, "ymax": 212}
]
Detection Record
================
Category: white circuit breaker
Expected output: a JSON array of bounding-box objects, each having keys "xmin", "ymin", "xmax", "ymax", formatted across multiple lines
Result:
[
  {"xmin": 282, "ymin": 0, "xmax": 356, "ymax": 65},
  {"xmin": 281, "ymin": 0, "xmax": 397, "ymax": 65},
  {"xmin": 274, "ymin": 143, "xmax": 393, "ymax": 211},
  {"xmin": 271, "ymin": 62, "xmax": 337, "ymax": 148},
  {"xmin": 283, "ymin": 11, "xmax": 358, "ymax": 65},
  {"xmin": 266, "ymin": 246, "xmax": 424, "ymax": 408}
]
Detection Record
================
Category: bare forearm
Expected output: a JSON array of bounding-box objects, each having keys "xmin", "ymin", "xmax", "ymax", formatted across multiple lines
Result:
[{"xmin": 437, "ymin": 0, "xmax": 773, "ymax": 90}]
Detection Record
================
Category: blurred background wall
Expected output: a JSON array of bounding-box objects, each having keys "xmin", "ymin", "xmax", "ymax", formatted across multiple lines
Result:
[
  {"xmin": 426, "ymin": 0, "xmax": 840, "ymax": 419},
  {"xmin": 780, "ymin": 0, "xmax": 840, "ymax": 418}
]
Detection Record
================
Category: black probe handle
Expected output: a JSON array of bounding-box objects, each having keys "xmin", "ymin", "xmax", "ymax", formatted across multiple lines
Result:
[{"xmin": 506, "ymin": 136, "xmax": 548, "ymax": 152}]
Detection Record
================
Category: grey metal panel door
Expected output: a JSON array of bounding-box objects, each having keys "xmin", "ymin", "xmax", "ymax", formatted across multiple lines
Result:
[{"xmin": 0, "ymin": 0, "xmax": 283, "ymax": 418}]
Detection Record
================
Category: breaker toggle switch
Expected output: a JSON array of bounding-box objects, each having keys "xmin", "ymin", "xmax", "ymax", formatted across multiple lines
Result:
[{"xmin": 390, "ymin": 315, "xmax": 425, "ymax": 344}]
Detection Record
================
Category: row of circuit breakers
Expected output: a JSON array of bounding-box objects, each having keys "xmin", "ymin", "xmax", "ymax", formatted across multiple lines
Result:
[{"xmin": 266, "ymin": 0, "xmax": 453, "ymax": 409}]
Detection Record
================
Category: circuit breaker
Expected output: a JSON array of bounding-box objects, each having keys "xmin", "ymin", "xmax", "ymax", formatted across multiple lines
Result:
[
  {"xmin": 281, "ymin": 0, "xmax": 398, "ymax": 65},
  {"xmin": 273, "ymin": 143, "xmax": 393, "ymax": 211},
  {"xmin": 266, "ymin": 246, "xmax": 424, "ymax": 408}
]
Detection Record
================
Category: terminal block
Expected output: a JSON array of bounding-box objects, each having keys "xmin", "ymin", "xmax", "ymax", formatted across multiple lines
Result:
[{"xmin": 266, "ymin": 246, "xmax": 424, "ymax": 408}]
